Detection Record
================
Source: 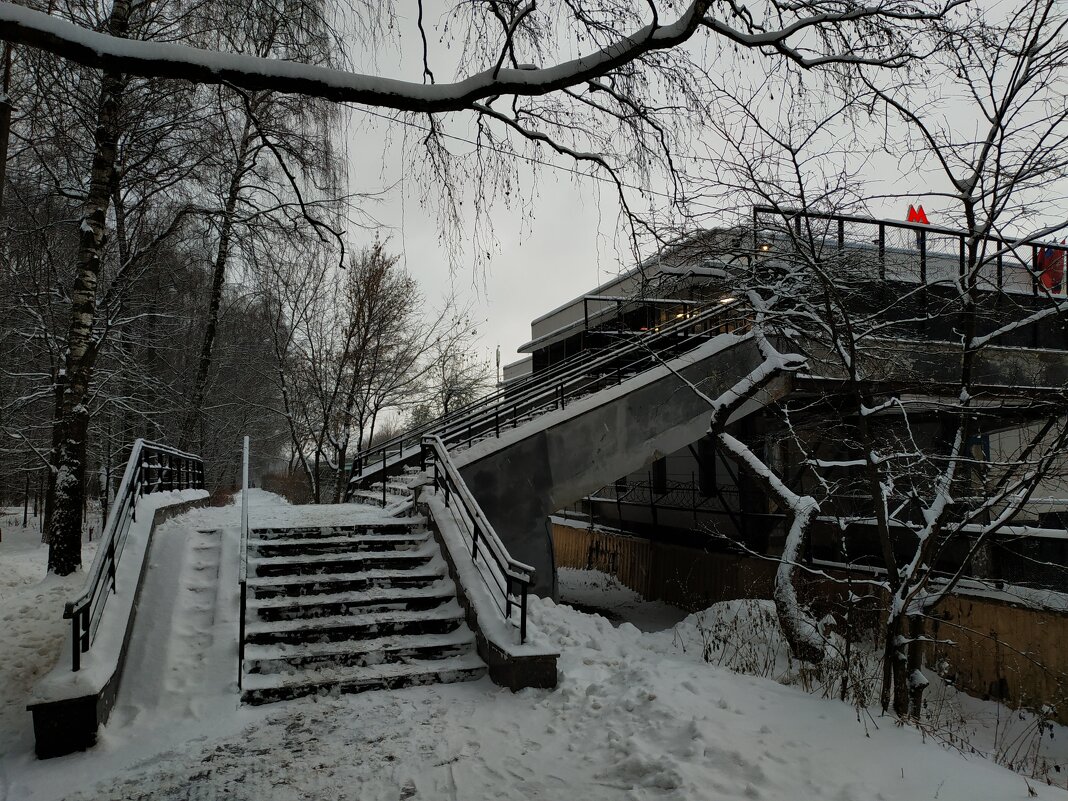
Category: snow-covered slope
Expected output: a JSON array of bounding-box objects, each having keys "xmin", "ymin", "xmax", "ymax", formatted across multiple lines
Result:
[{"xmin": 3, "ymin": 496, "xmax": 1066, "ymax": 801}]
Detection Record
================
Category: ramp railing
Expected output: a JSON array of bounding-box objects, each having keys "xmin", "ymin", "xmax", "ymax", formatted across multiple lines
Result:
[{"xmin": 63, "ymin": 439, "xmax": 204, "ymax": 671}]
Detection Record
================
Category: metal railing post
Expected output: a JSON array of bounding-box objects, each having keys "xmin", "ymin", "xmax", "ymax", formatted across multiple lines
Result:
[
  {"xmin": 520, "ymin": 584, "xmax": 528, "ymax": 644},
  {"xmin": 241, "ymin": 437, "xmax": 249, "ymax": 541},
  {"xmin": 239, "ymin": 582, "xmax": 246, "ymax": 690},
  {"xmin": 71, "ymin": 618, "xmax": 80, "ymax": 672}
]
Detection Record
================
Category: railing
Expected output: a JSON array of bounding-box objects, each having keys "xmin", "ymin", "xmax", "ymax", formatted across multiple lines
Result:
[
  {"xmin": 753, "ymin": 205, "xmax": 1068, "ymax": 297},
  {"xmin": 422, "ymin": 435, "xmax": 536, "ymax": 643},
  {"xmin": 64, "ymin": 439, "xmax": 204, "ymax": 672},
  {"xmin": 591, "ymin": 478, "xmax": 736, "ymax": 511},
  {"xmin": 238, "ymin": 435, "xmax": 249, "ymax": 689},
  {"xmin": 347, "ymin": 297, "xmax": 747, "ymax": 497}
]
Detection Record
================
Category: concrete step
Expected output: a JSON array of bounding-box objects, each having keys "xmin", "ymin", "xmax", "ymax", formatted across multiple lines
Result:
[
  {"xmin": 246, "ymin": 566, "xmax": 448, "ymax": 599},
  {"xmin": 250, "ymin": 546, "xmax": 437, "ymax": 578},
  {"xmin": 249, "ymin": 532, "xmax": 428, "ymax": 558},
  {"xmin": 240, "ymin": 654, "xmax": 487, "ymax": 705},
  {"xmin": 243, "ymin": 629, "xmax": 477, "ymax": 674},
  {"xmin": 244, "ymin": 603, "xmax": 465, "ymax": 645},
  {"xmin": 249, "ymin": 520, "xmax": 424, "ymax": 540},
  {"xmin": 248, "ymin": 580, "xmax": 456, "ymax": 621}
]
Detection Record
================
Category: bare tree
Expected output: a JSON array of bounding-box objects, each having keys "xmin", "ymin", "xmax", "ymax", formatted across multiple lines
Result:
[
  {"xmin": 1, "ymin": 0, "xmax": 964, "ymax": 574},
  {"xmin": 662, "ymin": 0, "xmax": 1068, "ymax": 719}
]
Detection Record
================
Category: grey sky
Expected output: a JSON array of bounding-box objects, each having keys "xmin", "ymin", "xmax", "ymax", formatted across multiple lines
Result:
[{"xmin": 337, "ymin": 0, "xmax": 1061, "ymax": 373}]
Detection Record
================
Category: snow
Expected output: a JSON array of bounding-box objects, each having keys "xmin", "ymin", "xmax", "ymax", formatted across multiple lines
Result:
[
  {"xmin": 556, "ymin": 567, "xmax": 689, "ymax": 633},
  {"xmin": 30, "ymin": 489, "xmax": 208, "ymax": 702},
  {"xmin": 4, "ymin": 495, "xmax": 1068, "ymax": 800},
  {"xmin": 0, "ymin": 2, "xmax": 702, "ymax": 110},
  {"xmin": 0, "ymin": 508, "xmax": 98, "ymax": 746},
  {"xmin": 422, "ymin": 488, "xmax": 551, "ymax": 656}
]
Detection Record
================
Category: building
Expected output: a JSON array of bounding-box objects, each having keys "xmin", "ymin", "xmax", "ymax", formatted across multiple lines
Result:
[{"xmin": 505, "ymin": 206, "xmax": 1068, "ymax": 594}]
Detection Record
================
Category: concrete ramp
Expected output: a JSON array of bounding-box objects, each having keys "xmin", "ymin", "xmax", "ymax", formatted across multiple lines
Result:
[{"xmin": 454, "ymin": 333, "xmax": 782, "ymax": 598}]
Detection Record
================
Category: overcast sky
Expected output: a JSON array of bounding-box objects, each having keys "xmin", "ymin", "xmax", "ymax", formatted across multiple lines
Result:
[{"xmin": 335, "ymin": 0, "xmax": 1056, "ymax": 374}]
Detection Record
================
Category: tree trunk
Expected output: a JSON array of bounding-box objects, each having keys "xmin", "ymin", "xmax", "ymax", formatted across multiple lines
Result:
[
  {"xmin": 46, "ymin": 2, "xmax": 132, "ymax": 575},
  {"xmin": 905, "ymin": 614, "xmax": 927, "ymax": 719}
]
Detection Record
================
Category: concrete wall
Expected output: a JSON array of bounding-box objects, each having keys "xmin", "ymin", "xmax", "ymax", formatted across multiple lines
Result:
[
  {"xmin": 555, "ymin": 521, "xmax": 1068, "ymax": 724},
  {"xmin": 458, "ymin": 335, "xmax": 779, "ymax": 598}
]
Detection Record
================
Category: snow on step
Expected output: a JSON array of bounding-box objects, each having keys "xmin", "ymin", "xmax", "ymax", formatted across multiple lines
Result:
[
  {"xmin": 246, "ymin": 564, "xmax": 448, "ymax": 593},
  {"xmin": 249, "ymin": 520, "xmax": 425, "ymax": 540},
  {"xmin": 249, "ymin": 580, "xmax": 455, "ymax": 611},
  {"xmin": 248, "ymin": 533, "xmax": 428, "ymax": 550},
  {"xmin": 242, "ymin": 629, "xmax": 478, "ymax": 675},
  {"xmin": 245, "ymin": 601, "xmax": 465, "ymax": 636},
  {"xmin": 239, "ymin": 515, "xmax": 485, "ymax": 704},
  {"xmin": 252, "ymin": 542, "xmax": 438, "ymax": 565},
  {"xmin": 243, "ymin": 629, "xmax": 476, "ymax": 665},
  {"xmin": 240, "ymin": 654, "xmax": 487, "ymax": 704}
]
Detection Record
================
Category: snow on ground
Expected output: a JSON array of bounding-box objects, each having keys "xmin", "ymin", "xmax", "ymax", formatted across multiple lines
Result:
[
  {"xmin": 557, "ymin": 567, "xmax": 689, "ymax": 632},
  {"xmin": 0, "ymin": 507, "xmax": 99, "ymax": 749},
  {"xmin": 3, "ymin": 495, "xmax": 1068, "ymax": 801}
]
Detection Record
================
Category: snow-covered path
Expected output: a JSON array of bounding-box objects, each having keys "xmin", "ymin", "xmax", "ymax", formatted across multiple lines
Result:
[{"xmin": 2, "ymin": 495, "xmax": 1066, "ymax": 801}]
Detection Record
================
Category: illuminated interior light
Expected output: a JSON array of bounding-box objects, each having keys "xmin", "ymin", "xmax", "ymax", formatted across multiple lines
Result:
[
  {"xmin": 719, "ymin": 297, "xmax": 736, "ymax": 304},
  {"xmin": 759, "ymin": 243, "xmax": 770, "ymax": 252}
]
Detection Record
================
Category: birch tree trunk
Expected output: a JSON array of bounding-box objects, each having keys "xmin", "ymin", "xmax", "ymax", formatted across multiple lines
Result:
[{"xmin": 46, "ymin": 0, "xmax": 131, "ymax": 575}]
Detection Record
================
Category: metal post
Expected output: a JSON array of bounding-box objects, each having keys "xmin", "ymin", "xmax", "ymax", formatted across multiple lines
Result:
[
  {"xmin": 238, "ymin": 581, "xmax": 246, "ymax": 690},
  {"xmin": 107, "ymin": 538, "xmax": 116, "ymax": 591},
  {"xmin": 382, "ymin": 449, "xmax": 388, "ymax": 507},
  {"xmin": 878, "ymin": 223, "xmax": 886, "ymax": 279},
  {"xmin": 71, "ymin": 618, "xmax": 80, "ymax": 671},
  {"xmin": 241, "ymin": 436, "xmax": 249, "ymax": 543},
  {"xmin": 1032, "ymin": 244, "xmax": 1040, "ymax": 295},
  {"xmin": 919, "ymin": 229, "xmax": 927, "ymax": 284},
  {"xmin": 520, "ymin": 584, "xmax": 528, "ymax": 644}
]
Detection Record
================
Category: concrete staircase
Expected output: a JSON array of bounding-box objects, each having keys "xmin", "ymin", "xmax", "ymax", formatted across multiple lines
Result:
[{"xmin": 240, "ymin": 519, "xmax": 485, "ymax": 704}]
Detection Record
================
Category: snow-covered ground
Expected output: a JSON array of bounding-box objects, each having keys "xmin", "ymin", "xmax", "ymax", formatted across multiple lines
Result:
[
  {"xmin": 557, "ymin": 567, "xmax": 689, "ymax": 632},
  {"xmin": 2, "ymin": 494, "xmax": 1068, "ymax": 801},
  {"xmin": 0, "ymin": 507, "xmax": 99, "ymax": 747}
]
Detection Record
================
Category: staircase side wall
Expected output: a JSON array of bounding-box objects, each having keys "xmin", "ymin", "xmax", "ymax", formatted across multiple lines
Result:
[{"xmin": 459, "ymin": 337, "xmax": 780, "ymax": 599}]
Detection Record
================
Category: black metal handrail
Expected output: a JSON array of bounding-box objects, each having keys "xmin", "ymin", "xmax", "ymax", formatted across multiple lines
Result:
[
  {"xmin": 238, "ymin": 435, "xmax": 249, "ymax": 690},
  {"xmin": 345, "ymin": 335, "xmax": 631, "ymax": 487},
  {"xmin": 754, "ymin": 205, "xmax": 1068, "ymax": 296},
  {"xmin": 63, "ymin": 439, "xmax": 204, "ymax": 672},
  {"xmin": 347, "ymin": 298, "xmax": 746, "ymax": 495},
  {"xmin": 345, "ymin": 290, "xmax": 749, "ymax": 493},
  {"xmin": 422, "ymin": 435, "xmax": 535, "ymax": 643}
]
